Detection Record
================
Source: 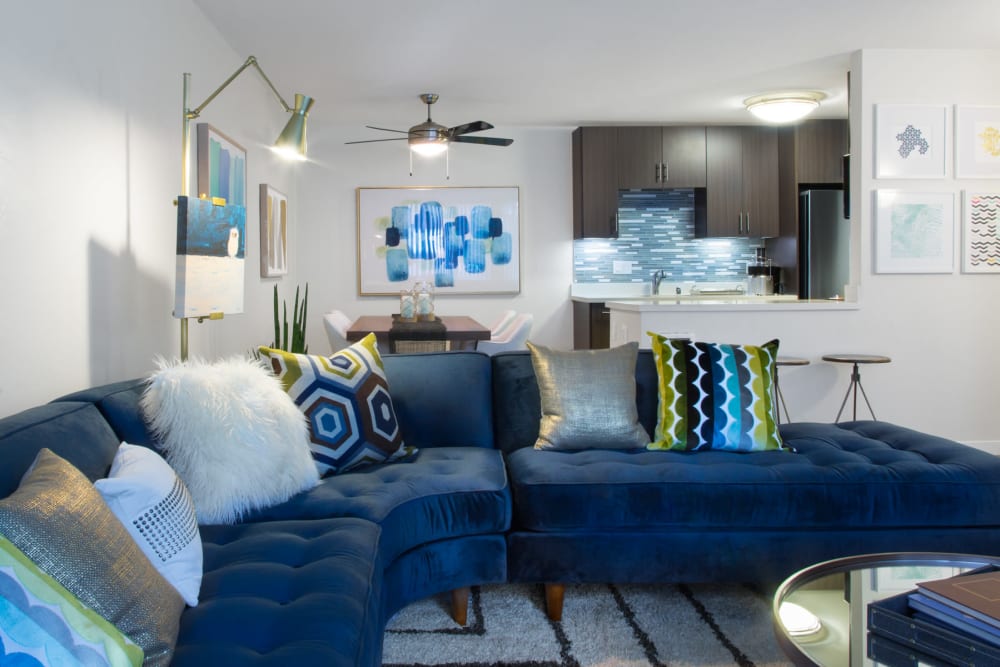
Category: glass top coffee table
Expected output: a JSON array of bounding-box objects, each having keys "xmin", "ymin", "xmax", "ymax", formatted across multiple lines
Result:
[{"xmin": 772, "ymin": 552, "xmax": 1000, "ymax": 666}]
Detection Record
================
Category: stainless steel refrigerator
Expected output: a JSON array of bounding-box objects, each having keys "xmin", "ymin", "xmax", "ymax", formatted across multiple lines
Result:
[{"xmin": 798, "ymin": 189, "xmax": 850, "ymax": 300}]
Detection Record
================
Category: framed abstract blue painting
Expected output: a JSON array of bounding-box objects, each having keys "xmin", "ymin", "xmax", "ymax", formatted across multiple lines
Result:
[{"xmin": 356, "ymin": 186, "xmax": 520, "ymax": 295}]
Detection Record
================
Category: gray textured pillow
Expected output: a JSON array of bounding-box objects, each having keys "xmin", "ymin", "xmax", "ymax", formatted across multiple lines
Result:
[
  {"xmin": 528, "ymin": 341, "xmax": 650, "ymax": 450},
  {"xmin": 0, "ymin": 448, "xmax": 184, "ymax": 666}
]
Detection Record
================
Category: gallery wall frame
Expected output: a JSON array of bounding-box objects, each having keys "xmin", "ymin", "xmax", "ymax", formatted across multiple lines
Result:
[
  {"xmin": 962, "ymin": 191, "xmax": 1000, "ymax": 273},
  {"xmin": 197, "ymin": 123, "xmax": 247, "ymax": 207},
  {"xmin": 873, "ymin": 190, "xmax": 955, "ymax": 274},
  {"xmin": 874, "ymin": 104, "xmax": 948, "ymax": 179},
  {"xmin": 259, "ymin": 184, "xmax": 288, "ymax": 277},
  {"xmin": 356, "ymin": 186, "xmax": 520, "ymax": 296},
  {"xmin": 955, "ymin": 106, "xmax": 1000, "ymax": 178}
]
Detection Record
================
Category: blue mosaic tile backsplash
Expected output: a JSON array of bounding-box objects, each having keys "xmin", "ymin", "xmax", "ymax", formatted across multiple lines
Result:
[{"xmin": 573, "ymin": 190, "xmax": 762, "ymax": 283}]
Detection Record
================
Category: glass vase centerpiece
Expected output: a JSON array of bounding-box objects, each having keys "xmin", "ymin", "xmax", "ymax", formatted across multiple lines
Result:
[{"xmin": 415, "ymin": 281, "xmax": 435, "ymax": 321}]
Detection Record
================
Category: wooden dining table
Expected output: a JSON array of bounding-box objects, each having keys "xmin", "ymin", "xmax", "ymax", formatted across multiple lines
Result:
[{"xmin": 346, "ymin": 315, "xmax": 490, "ymax": 351}]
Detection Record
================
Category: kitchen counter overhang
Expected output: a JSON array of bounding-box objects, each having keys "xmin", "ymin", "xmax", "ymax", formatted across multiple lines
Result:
[{"xmin": 603, "ymin": 296, "xmax": 858, "ymax": 312}]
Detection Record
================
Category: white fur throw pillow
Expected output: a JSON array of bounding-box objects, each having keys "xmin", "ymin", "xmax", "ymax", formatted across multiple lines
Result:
[{"xmin": 140, "ymin": 356, "xmax": 319, "ymax": 524}]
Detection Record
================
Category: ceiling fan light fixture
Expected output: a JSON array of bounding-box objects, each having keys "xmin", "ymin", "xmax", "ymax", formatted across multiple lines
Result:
[
  {"xmin": 410, "ymin": 139, "xmax": 449, "ymax": 156},
  {"xmin": 744, "ymin": 91, "xmax": 826, "ymax": 123}
]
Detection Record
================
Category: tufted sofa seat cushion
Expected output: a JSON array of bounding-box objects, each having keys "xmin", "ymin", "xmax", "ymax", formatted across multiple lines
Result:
[
  {"xmin": 171, "ymin": 517, "xmax": 383, "ymax": 667},
  {"xmin": 507, "ymin": 421, "xmax": 1000, "ymax": 532},
  {"xmin": 243, "ymin": 447, "xmax": 511, "ymax": 563}
]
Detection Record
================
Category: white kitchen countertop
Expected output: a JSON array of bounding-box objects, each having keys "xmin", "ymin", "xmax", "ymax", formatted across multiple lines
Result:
[
  {"xmin": 603, "ymin": 297, "xmax": 858, "ymax": 312},
  {"xmin": 570, "ymin": 283, "xmax": 858, "ymax": 310}
]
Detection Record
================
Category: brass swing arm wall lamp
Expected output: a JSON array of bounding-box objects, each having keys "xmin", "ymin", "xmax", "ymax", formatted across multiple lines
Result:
[
  {"xmin": 177, "ymin": 55, "xmax": 314, "ymax": 360},
  {"xmin": 180, "ymin": 55, "xmax": 314, "ymax": 197}
]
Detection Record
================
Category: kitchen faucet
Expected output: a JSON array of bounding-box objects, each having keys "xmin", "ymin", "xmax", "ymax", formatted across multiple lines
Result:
[{"xmin": 651, "ymin": 269, "xmax": 666, "ymax": 295}]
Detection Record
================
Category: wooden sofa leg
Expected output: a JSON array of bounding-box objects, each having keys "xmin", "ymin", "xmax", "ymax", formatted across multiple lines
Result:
[
  {"xmin": 544, "ymin": 583, "xmax": 565, "ymax": 621},
  {"xmin": 450, "ymin": 587, "xmax": 470, "ymax": 626}
]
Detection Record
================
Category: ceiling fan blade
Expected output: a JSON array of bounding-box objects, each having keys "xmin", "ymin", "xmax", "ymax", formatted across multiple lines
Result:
[
  {"xmin": 451, "ymin": 135, "xmax": 514, "ymax": 147},
  {"xmin": 449, "ymin": 121, "xmax": 494, "ymax": 136},
  {"xmin": 344, "ymin": 137, "xmax": 409, "ymax": 145},
  {"xmin": 364, "ymin": 125, "xmax": 411, "ymax": 134}
]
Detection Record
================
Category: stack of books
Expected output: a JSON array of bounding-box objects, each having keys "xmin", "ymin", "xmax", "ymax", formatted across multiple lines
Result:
[
  {"xmin": 867, "ymin": 566, "xmax": 1000, "ymax": 666},
  {"xmin": 909, "ymin": 569, "xmax": 1000, "ymax": 646}
]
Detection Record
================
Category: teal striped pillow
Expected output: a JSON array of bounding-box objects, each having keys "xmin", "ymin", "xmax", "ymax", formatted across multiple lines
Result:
[{"xmin": 648, "ymin": 333, "xmax": 783, "ymax": 452}]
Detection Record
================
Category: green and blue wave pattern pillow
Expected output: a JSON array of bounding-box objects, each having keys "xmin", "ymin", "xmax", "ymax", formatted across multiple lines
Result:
[
  {"xmin": 648, "ymin": 333, "xmax": 783, "ymax": 452},
  {"xmin": 0, "ymin": 536, "xmax": 143, "ymax": 667}
]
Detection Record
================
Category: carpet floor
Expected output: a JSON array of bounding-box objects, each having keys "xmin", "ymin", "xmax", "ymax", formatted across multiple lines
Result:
[{"xmin": 382, "ymin": 583, "xmax": 794, "ymax": 667}]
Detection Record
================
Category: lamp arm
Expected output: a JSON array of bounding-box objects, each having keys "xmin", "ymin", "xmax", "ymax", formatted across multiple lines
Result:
[{"xmin": 186, "ymin": 55, "xmax": 293, "ymax": 119}]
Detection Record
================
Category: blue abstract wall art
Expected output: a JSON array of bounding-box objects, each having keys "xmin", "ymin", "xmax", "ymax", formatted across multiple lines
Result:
[
  {"xmin": 174, "ymin": 196, "xmax": 246, "ymax": 317},
  {"xmin": 357, "ymin": 187, "xmax": 520, "ymax": 295}
]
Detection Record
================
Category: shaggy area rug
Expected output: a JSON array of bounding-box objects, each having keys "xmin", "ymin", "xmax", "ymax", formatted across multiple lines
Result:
[{"xmin": 382, "ymin": 583, "xmax": 793, "ymax": 667}]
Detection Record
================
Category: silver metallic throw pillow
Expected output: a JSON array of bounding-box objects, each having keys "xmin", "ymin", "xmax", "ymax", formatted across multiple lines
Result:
[
  {"xmin": 528, "ymin": 342, "xmax": 650, "ymax": 451},
  {"xmin": 0, "ymin": 448, "xmax": 184, "ymax": 666}
]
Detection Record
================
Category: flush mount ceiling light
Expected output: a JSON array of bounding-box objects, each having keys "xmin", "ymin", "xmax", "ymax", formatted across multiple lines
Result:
[{"xmin": 744, "ymin": 91, "xmax": 826, "ymax": 124}]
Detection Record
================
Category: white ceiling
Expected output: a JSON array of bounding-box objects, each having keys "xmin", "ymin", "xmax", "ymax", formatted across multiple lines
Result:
[{"xmin": 193, "ymin": 0, "xmax": 998, "ymax": 137}]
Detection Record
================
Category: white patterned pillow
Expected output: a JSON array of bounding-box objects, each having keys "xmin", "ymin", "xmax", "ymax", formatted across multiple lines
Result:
[
  {"xmin": 141, "ymin": 356, "xmax": 320, "ymax": 524},
  {"xmin": 95, "ymin": 443, "xmax": 203, "ymax": 606}
]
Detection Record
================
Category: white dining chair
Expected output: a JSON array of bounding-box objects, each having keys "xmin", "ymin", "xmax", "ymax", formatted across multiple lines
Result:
[
  {"xmin": 476, "ymin": 313, "xmax": 533, "ymax": 355},
  {"xmin": 488, "ymin": 310, "xmax": 518, "ymax": 337},
  {"xmin": 323, "ymin": 310, "xmax": 353, "ymax": 353}
]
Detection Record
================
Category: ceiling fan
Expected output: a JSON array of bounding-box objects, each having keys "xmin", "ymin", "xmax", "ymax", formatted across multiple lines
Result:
[{"xmin": 346, "ymin": 93, "xmax": 514, "ymax": 156}]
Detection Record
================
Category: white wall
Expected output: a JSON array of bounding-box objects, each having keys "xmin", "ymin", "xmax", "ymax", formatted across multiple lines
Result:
[{"xmin": 0, "ymin": 0, "xmax": 299, "ymax": 416}]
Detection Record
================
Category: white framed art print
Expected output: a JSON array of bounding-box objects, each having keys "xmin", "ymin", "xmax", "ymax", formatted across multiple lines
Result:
[
  {"xmin": 874, "ymin": 104, "xmax": 947, "ymax": 179},
  {"xmin": 874, "ymin": 190, "xmax": 955, "ymax": 274},
  {"xmin": 955, "ymin": 106, "xmax": 1000, "ymax": 178},
  {"xmin": 962, "ymin": 191, "xmax": 1000, "ymax": 272}
]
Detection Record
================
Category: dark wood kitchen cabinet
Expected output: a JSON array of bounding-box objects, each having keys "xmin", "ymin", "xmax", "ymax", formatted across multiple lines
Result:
[
  {"xmin": 573, "ymin": 301, "xmax": 610, "ymax": 349},
  {"xmin": 617, "ymin": 126, "xmax": 706, "ymax": 189},
  {"xmin": 795, "ymin": 119, "xmax": 849, "ymax": 184},
  {"xmin": 703, "ymin": 126, "xmax": 779, "ymax": 238},
  {"xmin": 572, "ymin": 127, "xmax": 619, "ymax": 238}
]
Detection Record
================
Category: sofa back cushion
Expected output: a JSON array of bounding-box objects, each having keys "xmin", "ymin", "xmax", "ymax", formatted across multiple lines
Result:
[
  {"xmin": 382, "ymin": 351, "xmax": 495, "ymax": 449},
  {"xmin": 53, "ymin": 379, "xmax": 156, "ymax": 448},
  {"xmin": 0, "ymin": 402, "xmax": 122, "ymax": 497},
  {"xmin": 491, "ymin": 350, "xmax": 659, "ymax": 454}
]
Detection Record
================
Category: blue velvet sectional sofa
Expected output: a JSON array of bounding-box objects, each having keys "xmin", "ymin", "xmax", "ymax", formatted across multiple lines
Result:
[{"xmin": 3, "ymin": 349, "xmax": 1000, "ymax": 665}]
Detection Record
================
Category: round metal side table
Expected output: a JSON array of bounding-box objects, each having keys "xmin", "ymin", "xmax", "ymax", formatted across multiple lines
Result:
[{"xmin": 822, "ymin": 354, "xmax": 891, "ymax": 422}]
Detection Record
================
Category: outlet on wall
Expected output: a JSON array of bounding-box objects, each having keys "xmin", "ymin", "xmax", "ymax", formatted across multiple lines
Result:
[{"xmin": 612, "ymin": 260, "xmax": 634, "ymax": 275}]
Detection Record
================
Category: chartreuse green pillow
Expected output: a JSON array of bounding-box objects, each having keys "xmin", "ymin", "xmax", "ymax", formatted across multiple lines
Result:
[{"xmin": 648, "ymin": 333, "xmax": 784, "ymax": 452}]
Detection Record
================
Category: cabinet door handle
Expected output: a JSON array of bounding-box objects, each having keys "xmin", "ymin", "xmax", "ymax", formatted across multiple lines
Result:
[
  {"xmin": 738, "ymin": 212, "xmax": 744, "ymax": 234},
  {"xmin": 746, "ymin": 211, "xmax": 751, "ymax": 235},
  {"xmin": 661, "ymin": 161, "xmax": 669, "ymax": 182},
  {"xmin": 654, "ymin": 163, "xmax": 661, "ymax": 183}
]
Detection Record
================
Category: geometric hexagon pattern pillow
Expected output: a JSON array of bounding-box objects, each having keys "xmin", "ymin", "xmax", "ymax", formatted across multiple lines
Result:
[{"xmin": 259, "ymin": 333, "xmax": 415, "ymax": 476}]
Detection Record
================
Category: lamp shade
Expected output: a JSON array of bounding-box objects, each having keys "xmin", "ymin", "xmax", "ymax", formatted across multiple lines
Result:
[
  {"xmin": 744, "ymin": 92, "xmax": 825, "ymax": 124},
  {"xmin": 273, "ymin": 93, "xmax": 314, "ymax": 160}
]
